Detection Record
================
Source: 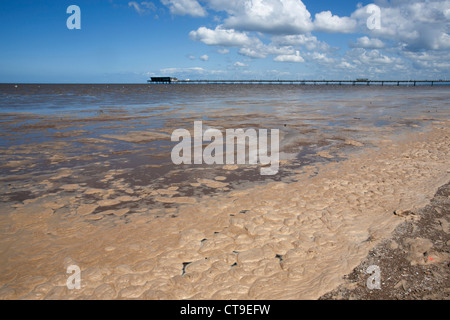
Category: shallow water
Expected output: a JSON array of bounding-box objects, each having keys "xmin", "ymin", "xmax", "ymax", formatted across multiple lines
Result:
[
  {"xmin": 0, "ymin": 83, "xmax": 448, "ymax": 113},
  {"xmin": 0, "ymin": 84, "xmax": 448, "ymax": 190}
]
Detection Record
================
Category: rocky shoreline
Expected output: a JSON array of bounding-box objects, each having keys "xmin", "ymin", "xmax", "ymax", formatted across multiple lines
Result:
[{"xmin": 320, "ymin": 182, "xmax": 450, "ymax": 300}]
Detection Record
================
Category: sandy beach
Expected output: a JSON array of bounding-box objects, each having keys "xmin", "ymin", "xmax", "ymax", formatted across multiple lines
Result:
[
  {"xmin": 2, "ymin": 0, "xmax": 450, "ymax": 303},
  {"xmin": 0, "ymin": 89, "xmax": 448, "ymax": 299}
]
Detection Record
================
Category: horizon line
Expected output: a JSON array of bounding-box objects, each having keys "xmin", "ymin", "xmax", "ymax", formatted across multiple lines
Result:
[{"xmin": 2, "ymin": 79, "xmax": 450, "ymax": 85}]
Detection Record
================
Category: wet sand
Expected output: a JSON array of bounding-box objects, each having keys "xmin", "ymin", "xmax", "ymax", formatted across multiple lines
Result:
[
  {"xmin": 0, "ymin": 121, "xmax": 448, "ymax": 299},
  {"xmin": 0, "ymin": 84, "xmax": 449, "ymax": 300}
]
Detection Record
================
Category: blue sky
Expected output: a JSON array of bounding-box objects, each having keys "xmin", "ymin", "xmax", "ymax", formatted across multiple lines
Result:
[{"xmin": 0, "ymin": 0, "xmax": 449, "ymax": 83}]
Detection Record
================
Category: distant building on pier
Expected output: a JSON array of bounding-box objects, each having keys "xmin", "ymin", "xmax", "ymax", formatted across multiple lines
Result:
[{"xmin": 148, "ymin": 77, "xmax": 178, "ymax": 83}]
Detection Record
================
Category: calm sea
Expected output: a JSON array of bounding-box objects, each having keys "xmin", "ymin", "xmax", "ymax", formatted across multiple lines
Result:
[{"xmin": 0, "ymin": 83, "xmax": 449, "ymax": 116}]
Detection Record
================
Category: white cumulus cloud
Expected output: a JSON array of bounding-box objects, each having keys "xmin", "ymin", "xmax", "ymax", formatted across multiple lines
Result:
[
  {"xmin": 161, "ymin": 0, "xmax": 207, "ymax": 17},
  {"xmin": 234, "ymin": 61, "xmax": 249, "ymax": 67},
  {"xmin": 350, "ymin": 36, "xmax": 386, "ymax": 49},
  {"xmin": 238, "ymin": 47, "xmax": 267, "ymax": 59},
  {"xmin": 274, "ymin": 51, "xmax": 305, "ymax": 63},
  {"xmin": 208, "ymin": 0, "xmax": 313, "ymax": 34},
  {"xmin": 314, "ymin": 11, "xmax": 357, "ymax": 33},
  {"xmin": 272, "ymin": 34, "xmax": 331, "ymax": 52},
  {"xmin": 217, "ymin": 48, "xmax": 230, "ymax": 54},
  {"xmin": 189, "ymin": 26, "xmax": 260, "ymax": 47}
]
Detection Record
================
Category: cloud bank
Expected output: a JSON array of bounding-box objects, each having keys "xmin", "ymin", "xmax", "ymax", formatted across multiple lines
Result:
[{"xmin": 157, "ymin": 0, "xmax": 450, "ymax": 79}]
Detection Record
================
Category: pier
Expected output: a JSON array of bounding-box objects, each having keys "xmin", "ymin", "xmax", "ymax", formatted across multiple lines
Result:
[{"xmin": 148, "ymin": 79, "xmax": 450, "ymax": 86}]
